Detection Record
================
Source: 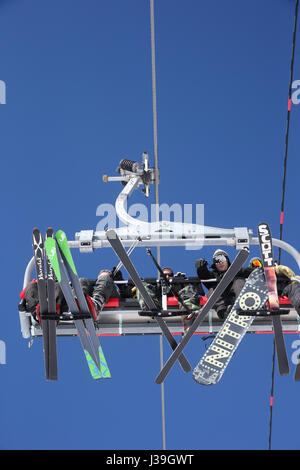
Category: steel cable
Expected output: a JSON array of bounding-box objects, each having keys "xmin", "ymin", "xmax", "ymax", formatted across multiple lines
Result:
[{"xmin": 269, "ymin": 0, "xmax": 299, "ymax": 450}]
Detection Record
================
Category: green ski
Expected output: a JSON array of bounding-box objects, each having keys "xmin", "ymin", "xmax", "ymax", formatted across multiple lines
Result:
[
  {"xmin": 44, "ymin": 237, "xmax": 103, "ymax": 380},
  {"xmin": 56, "ymin": 230, "xmax": 111, "ymax": 379}
]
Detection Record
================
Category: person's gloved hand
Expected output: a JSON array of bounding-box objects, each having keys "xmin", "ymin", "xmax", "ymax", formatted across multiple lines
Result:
[
  {"xmin": 174, "ymin": 271, "xmax": 186, "ymax": 278},
  {"xmin": 111, "ymin": 267, "xmax": 123, "ymax": 281},
  {"xmin": 195, "ymin": 258, "xmax": 208, "ymax": 270}
]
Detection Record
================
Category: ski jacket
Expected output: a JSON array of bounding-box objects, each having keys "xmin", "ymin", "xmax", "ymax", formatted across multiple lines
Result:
[
  {"xmin": 195, "ymin": 259, "xmax": 253, "ymax": 292},
  {"xmin": 275, "ymin": 264, "xmax": 300, "ymax": 296}
]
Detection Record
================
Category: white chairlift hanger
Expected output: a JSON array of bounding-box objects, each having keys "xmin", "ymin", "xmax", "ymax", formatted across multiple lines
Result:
[{"xmin": 74, "ymin": 152, "xmax": 300, "ymax": 266}]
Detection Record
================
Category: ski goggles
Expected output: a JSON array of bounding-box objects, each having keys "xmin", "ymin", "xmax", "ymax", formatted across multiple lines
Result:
[
  {"xmin": 251, "ymin": 259, "xmax": 262, "ymax": 267},
  {"xmin": 214, "ymin": 255, "xmax": 227, "ymax": 264}
]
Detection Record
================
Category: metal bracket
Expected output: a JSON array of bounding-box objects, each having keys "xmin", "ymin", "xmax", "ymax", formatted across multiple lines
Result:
[
  {"xmin": 234, "ymin": 227, "xmax": 250, "ymax": 249},
  {"xmin": 77, "ymin": 230, "xmax": 94, "ymax": 253}
]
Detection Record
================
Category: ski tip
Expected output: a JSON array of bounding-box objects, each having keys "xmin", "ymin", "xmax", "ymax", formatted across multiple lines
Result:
[
  {"xmin": 100, "ymin": 365, "xmax": 112, "ymax": 379},
  {"xmin": 55, "ymin": 229, "xmax": 66, "ymax": 240},
  {"xmin": 257, "ymin": 222, "xmax": 271, "ymax": 232}
]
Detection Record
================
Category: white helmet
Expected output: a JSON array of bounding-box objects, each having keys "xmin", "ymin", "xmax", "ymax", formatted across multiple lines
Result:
[{"xmin": 212, "ymin": 249, "xmax": 230, "ymax": 265}]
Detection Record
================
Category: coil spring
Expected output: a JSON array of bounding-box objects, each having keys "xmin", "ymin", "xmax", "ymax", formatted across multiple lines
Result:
[{"xmin": 119, "ymin": 159, "xmax": 140, "ymax": 173}]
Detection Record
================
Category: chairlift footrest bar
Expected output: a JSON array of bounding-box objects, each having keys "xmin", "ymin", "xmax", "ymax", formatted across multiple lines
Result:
[
  {"xmin": 138, "ymin": 309, "xmax": 192, "ymax": 318},
  {"xmin": 41, "ymin": 312, "xmax": 92, "ymax": 321},
  {"xmin": 40, "ymin": 314, "xmax": 59, "ymax": 320},
  {"xmin": 236, "ymin": 308, "xmax": 290, "ymax": 317}
]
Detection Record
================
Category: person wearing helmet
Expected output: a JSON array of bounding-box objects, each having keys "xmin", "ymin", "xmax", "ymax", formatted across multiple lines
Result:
[
  {"xmin": 247, "ymin": 258, "xmax": 300, "ymax": 315},
  {"xmin": 195, "ymin": 249, "xmax": 253, "ymax": 320},
  {"xmin": 273, "ymin": 264, "xmax": 300, "ymax": 316},
  {"xmin": 248, "ymin": 257, "xmax": 263, "ymax": 268}
]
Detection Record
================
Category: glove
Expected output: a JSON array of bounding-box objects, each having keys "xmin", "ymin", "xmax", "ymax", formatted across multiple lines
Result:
[
  {"xmin": 18, "ymin": 298, "xmax": 27, "ymax": 312},
  {"xmin": 111, "ymin": 267, "xmax": 123, "ymax": 281},
  {"xmin": 195, "ymin": 258, "xmax": 208, "ymax": 270},
  {"xmin": 174, "ymin": 271, "xmax": 186, "ymax": 278}
]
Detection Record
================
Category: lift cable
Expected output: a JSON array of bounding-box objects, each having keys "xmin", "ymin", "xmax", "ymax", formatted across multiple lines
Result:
[
  {"xmin": 278, "ymin": 0, "xmax": 299, "ymax": 260},
  {"xmin": 268, "ymin": 0, "xmax": 299, "ymax": 450},
  {"xmin": 149, "ymin": 0, "xmax": 166, "ymax": 451}
]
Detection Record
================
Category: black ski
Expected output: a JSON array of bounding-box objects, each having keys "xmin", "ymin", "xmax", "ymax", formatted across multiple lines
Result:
[
  {"xmin": 258, "ymin": 222, "xmax": 289, "ymax": 376},
  {"xmin": 106, "ymin": 229, "xmax": 191, "ymax": 373},
  {"xmin": 45, "ymin": 228, "xmax": 58, "ymax": 380},
  {"xmin": 44, "ymin": 236, "xmax": 103, "ymax": 379},
  {"xmin": 32, "ymin": 228, "xmax": 57, "ymax": 381},
  {"xmin": 155, "ymin": 248, "xmax": 249, "ymax": 384},
  {"xmin": 294, "ymin": 350, "xmax": 300, "ymax": 381}
]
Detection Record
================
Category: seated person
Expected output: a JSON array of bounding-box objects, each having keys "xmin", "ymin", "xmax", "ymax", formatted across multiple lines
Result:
[
  {"xmin": 195, "ymin": 249, "xmax": 253, "ymax": 319},
  {"xmin": 249, "ymin": 257, "xmax": 300, "ymax": 316},
  {"xmin": 19, "ymin": 268, "xmax": 127, "ymax": 323},
  {"xmin": 135, "ymin": 267, "xmax": 204, "ymax": 333}
]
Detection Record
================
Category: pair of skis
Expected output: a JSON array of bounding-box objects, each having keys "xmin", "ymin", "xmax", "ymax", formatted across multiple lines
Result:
[
  {"xmin": 32, "ymin": 228, "xmax": 58, "ymax": 381},
  {"xmin": 33, "ymin": 228, "xmax": 111, "ymax": 380},
  {"xmin": 106, "ymin": 229, "xmax": 191, "ymax": 373},
  {"xmin": 258, "ymin": 223, "xmax": 300, "ymax": 381},
  {"xmin": 257, "ymin": 223, "xmax": 290, "ymax": 378},
  {"xmin": 106, "ymin": 229, "xmax": 250, "ymax": 383}
]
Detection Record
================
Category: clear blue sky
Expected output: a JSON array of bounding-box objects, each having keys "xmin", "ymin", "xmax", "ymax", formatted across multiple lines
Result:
[{"xmin": 1, "ymin": 0, "xmax": 300, "ymax": 450}]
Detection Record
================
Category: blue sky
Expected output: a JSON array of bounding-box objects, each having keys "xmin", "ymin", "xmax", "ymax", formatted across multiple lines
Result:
[{"xmin": 1, "ymin": 0, "xmax": 300, "ymax": 450}]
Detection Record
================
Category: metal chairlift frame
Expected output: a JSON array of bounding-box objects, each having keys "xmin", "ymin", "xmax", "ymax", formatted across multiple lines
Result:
[{"xmin": 19, "ymin": 153, "xmax": 300, "ymax": 340}]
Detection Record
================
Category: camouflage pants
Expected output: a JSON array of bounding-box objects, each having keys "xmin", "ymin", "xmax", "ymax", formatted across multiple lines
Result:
[
  {"xmin": 136, "ymin": 283, "xmax": 200, "ymax": 331},
  {"xmin": 136, "ymin": 282, "xmax": 160, "ymax": 310},
  {"xmin": 178, "ymin": 284, "xmax": 200, "ymax": 311},
  {"xmin": 136, "ymin": 283, "xmax": 199, "ymax": 309},
  {"xmin": 178, "ymin": 285, "xmax": 200, "ymax": 332}
]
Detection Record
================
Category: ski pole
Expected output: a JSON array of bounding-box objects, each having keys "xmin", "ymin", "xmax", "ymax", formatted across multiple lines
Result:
[
  {"xmin": 146, "ymin": 248, "xmax": 194, "ymax": 315},
  {"xmin": 113, "ymin": 237, "xmax": 141, "ymax": 278}
]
